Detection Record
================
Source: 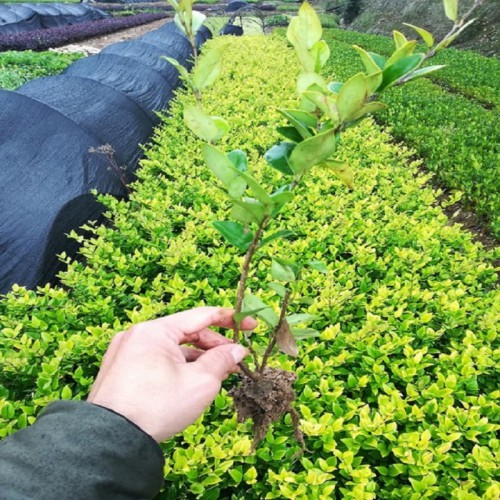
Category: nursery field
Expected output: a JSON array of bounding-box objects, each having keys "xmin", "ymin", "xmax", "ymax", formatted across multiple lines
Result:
[
  {"xmin": 0, "ymin": 24, "xmax": 499, "ymax": 500},
  {"xmin": 318, "ymin": 29, "xmax": 500, "ymax": 238}
]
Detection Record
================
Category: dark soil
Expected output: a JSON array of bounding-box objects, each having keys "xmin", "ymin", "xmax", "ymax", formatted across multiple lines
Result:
[{"xmin": 230, "ymin": 367, "xmax": 297, "ymax": 448}]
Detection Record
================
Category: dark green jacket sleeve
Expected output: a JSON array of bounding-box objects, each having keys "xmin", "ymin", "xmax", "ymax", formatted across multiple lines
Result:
[{"xmin": 0, "ymin": 401, "xmax": 165, "ymax": 499}]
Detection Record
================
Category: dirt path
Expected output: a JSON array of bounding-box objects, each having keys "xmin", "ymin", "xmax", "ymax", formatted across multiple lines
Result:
[{"xmin": 51, "ymin": 18, "xmax": 172, "ymax": 55}]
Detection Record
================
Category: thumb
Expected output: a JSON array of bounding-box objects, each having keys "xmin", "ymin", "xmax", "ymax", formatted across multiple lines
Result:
[{"xmin": 195, "ymin": 344, "xmax": 248, "ymax": 380}]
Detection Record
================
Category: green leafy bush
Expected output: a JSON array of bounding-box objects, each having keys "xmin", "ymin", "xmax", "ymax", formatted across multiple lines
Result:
[
  {"xmin": 319, "ymin": 30, "xmax": 500, "ymax": 237},
  {"xmin": 266, "ymin": 14, "xmax": 291, "ymax": 27},
  {"xmin": 0, "ymin": 34, "xmax": 498, "ymax": 499},
  {"xmin": 0, "ymin": 50, "xmax": 84, "ymax": 90}
]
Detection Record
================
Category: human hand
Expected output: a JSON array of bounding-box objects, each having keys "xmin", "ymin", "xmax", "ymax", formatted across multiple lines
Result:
[{"xmin": 87, "ymin": 307, "xmax": 256, "ymax": 442}]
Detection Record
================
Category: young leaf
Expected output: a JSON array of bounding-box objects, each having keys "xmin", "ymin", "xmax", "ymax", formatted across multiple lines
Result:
[
  {"xmin": 163, "ymin": 56, "xmax": 191, "ymax": 82},
  {"xmin": 393, "ymin": 30, "xmax": 408, "ymax": 50},
  {"xmin": 403, "ymin": 23, "xmax": 435, "ymax": 48},
  {"xmin": 443, "ymin": 0, "xmax": 458, "ymax": 21},
  {"xmin": 264, "ymin": 142, "xmax": 295, "ymax": 175},
  {"xmin": 286, "ymin": 313, "xmax": 317, "ymax": 325},
  {"xmin": 307, "ymin": 260, "xmax": 328, "ymax": 273},
  {"xmin": 271, "ymin": 258, "xmax": 296, "ymax": 282},
  {"xmin": 261, "ymin": 230, "xmax": 296, "ymax": 247},
  {"xmin": 291, "ymin": 327, "xmax": 320, "ymax": 340},
  {"xmin": 213, "ymin": 221, "xmax": 254, "ymax": 251},
  {"xmin": 193, "ymin": 41, "xmax": 230, "ymax": 90},
  {"xmin": 228, "ymin": 177, "xmax": 247, "ymax": 198},
  {"xmin": 379, "ymin": 54, "xmax": 424, "ymax": 91},
  {"xmin": 336, "ymin": 73, "xmax": 368, "ymax": 122},
  {"xmin": 302, "ymin": 91, "xmax": 340, "ymax": 125},
  {"xmin": 184, "ymin": 107, "xmax": 228, "ymax": 142},
  {"xmin": 310, "ymin": 40, "xmax": 331, "ymax": 72},
  {"xmin": 320, "ymin": 159, "xmax": 354, "ymax": 188},
  {"xmin": 202, "ymin": 144, "xmax": 237, "ymax": 186},
  {"xmin": 365, "ymin": 71, "xmax": 383, "ymax": 94},
  {"xmin": 297, "ymin": 72, "xmax": 327, "ymax": 94},
  {"xmin": 268, "ymin": 282, "xmax": 287, "ymax": 298},
  {"xmin": 350, "ymin": 101, "xmax": 387, "ymax": 121},
  {"xmin": 278, "ymin": 109, "xmax": 317, "ymax": 139},
  {"xmin": 289, "ymin": 128, "xmax": 337, "ymax": 174},
  {"xmin": 276, "ymin": 126, "xmax": 303, "ymax": 143},
  {"xmin": 270, "ymin": 191, "xmax": 294, "ymax": 216},
  {"xmin": 227, "ymin": 149, "xmax": 248, "ymax": 172},
  {"xmin": 276, "ymin": 319, "xmax": 298, "ymax": 357},
  {"xmin": 368, "ymin": 52, "xmax": 387, "ymax": 70},
  {"xmin": 234, "ymin": 307, "xmax": 270, "ymax": 324},
  {"xmin": 402, "ymin": 65, "xmax": 446, "ymax": 83},
  {"xmin": 242, "ymin": 294, "xmax": 279, "ymax": 327},
  {"xmin": 385, "ymin": 40, "xmax": 418, "ymax": 67},
  {"xmin": 231, "ymin": 198, "xmax": 266, "ymax": 224},
  {"xmin": 232, "ymin": 170, "xmax": 271, "ymax": 206},
  {"xmin": 287, "ymin": 1, "xmax": 322, "ymax": 50},
  {"xmin": 353, "ymin": 46, "xmax": 380, "ymax": 75},
  {"xmin": 328, "ymin": 81, "xmax": 343, "ymax": 93}
]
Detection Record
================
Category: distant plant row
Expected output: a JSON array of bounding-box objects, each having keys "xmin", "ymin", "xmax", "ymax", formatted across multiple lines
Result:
[
  {"xmin": 314, "ymin": 29, "xmax": 499, "ymax": 237},
  {"xmin": 0, "ymin": 12, "xmax": 168, "ymax": 52}
]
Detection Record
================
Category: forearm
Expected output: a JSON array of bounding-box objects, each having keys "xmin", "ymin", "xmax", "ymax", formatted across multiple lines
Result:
[{"xmin": 0, "ymin": 401, "xmax": 164, "ymax": 499}]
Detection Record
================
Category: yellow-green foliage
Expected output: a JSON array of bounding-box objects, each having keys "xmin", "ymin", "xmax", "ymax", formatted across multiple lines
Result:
[{"xmin": 0, "ymin": 35, "xmax": 499, "ymax": 499}]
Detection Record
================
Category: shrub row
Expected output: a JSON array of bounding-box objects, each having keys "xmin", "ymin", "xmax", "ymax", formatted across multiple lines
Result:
[
  {"xmin": 325, "ymin": 28, "xmax": 500, "ymax": 109},
  {"xmin": 1, "ymin": 35, "xmax": 499, "ymax": 498},
  {"xmin": 0, "ymin": 50, "xmax": 84, "ymax": 90},
  {"xmin": 0, "ymin": 12, "xmax": 168, "ymax": 51},
  {"xmin": 320, "ymin": 30, "xmax": 500, "ymax": 238}
]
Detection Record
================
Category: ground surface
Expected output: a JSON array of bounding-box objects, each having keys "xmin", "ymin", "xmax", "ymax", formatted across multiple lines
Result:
[{"xmin": 51, "ymin": 18, "xmax": 171, "ymax": 55}]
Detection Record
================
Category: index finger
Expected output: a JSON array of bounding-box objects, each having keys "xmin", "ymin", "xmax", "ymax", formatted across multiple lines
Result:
[{"xmin": 147, "ymin": 307, "xmax": 258, "ymax": 344}]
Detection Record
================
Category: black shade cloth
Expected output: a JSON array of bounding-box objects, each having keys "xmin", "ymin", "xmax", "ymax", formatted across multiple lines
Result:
[
  {"xmin": 0, "ymin": 21, "xmax": 212, "ymax": 294},
  {"xmin": 0, "ymin": 3, "xmax": 109, "ymax": 35}
]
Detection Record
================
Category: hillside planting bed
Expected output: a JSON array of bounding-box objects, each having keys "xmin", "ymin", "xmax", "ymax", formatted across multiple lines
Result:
[{"xmin": 0, "ymin": 33, "xmax": 498, "ymax": 498}]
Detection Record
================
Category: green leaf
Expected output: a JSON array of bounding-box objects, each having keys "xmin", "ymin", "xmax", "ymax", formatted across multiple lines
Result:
[
  {"xmin": 184, "ymin": 107, "xmax": 229, "ymax": 142},
  {"xmin": 379, "ymin": 54, "xmax": 424, "ymax": 91},
  {"xmin": 278, "ymin": 109, "xmax": 317, "ymax": 139},
  {"xmin": 320, "ymin": 159, "xmax": 354, "ymax": 188},
  {"xmin": 350, "ymin": 101, "xmax": 388, "ymax": 121},
  {"xmin": 310, "ymin": 40, "xmax": 331, "ymax": 71},
  {"xmin": 228, "ymin": 177, "xmax": 247, "ymax": 198},
  {"xmin": 264, "ymin": 142, "xmax": 295, "ymax": 175},
  {"xmin": 328, "ymin": 81, "xmax": 343, "ymax": 93},
  {"xmin": 234, "ymin": 307, "xmax": 271, "ymax": 323},
  {"xmin": 393, "ymin": 30, "xmax": 408, "ymax": 50},
  {"xmin": 403, "ymin": 23, "xmax": 435, "ymax": 48},
  {"xmin": 213, "ymin": 221, "xmax": 253, "ymax": 251},
  {"xmin": 242, "ymin": 294, "xmax": 279, "ymax": 327},
  {"xmin": 336, "ymin": 73, "xmax": 368, "ymax": 122},
  {"xmin": 276, "ymin": 319, "xmax": 298, "ymax": 357},
  {"xmin": 270, "ymin": 191, "xmax": 294, "ymax": 216},
  {"xmin": 297, "ymin": 72, "xmax": 327, "ymax": 94},
  {"xmin": 163, "ymin": 56, "xmax": 190, "ymax": 82},
  {"xmin": 232, "ymin": 170, "xmax": 271, "ymax": 206},
  {"xmin": 385, "ymin": 40, "xmax": 418, "ymax": 67},
  {"xmin": 268, "ymin": 282, "xmax": 287, "ymax": 298},
  {"xmin": 287, "ymin": 1, "xmax": 322, "ymax": 50},
  {"xmin": 443, "ymin": 0, "xmax": 458, "ymax": 21},
  {"xmin": 191, "ymin": 11, "xmax": 206, "ymax": 35},
  {"xmin": 365, "ymin": 71, "xmax": 383, "ymax": 94},
  {"xmin": 271, "ymin": 258, "xmax": 296, "ymax": 282},
  {"xmin": 61, "ymin": 385, "xmax": 72, "ymax": 400},
  {"xmin": 368, "ymin": 52, "xmax": 386, "ymax": 70},
  {"xmin": 276, "ymin": 126, "xmax": 303, "ymax": 143},
  {"xmin": 435, "ymin": 19, "xmax": 476, "ymax": 50},
  {"xmin": 201, "ymin": 144, "xmax": 237, "ymax": 186},
  {"xmin": 307, "ymin": 260, "xmax": 328, "ymax": 273},
  {"xmin": 403, "ymin": 65, "xmax": 446, "ymax": 83},
  {"xmin": 193, "ymin": 41, "xmax": 230, "ymax": 90},
  {"xmin": 289, "ymin": 128, "xmax": 337, "ymax": 174},
  {"xmin": 286, "ymin": 313, "xmax": 317, "ymax": 325},
  {"xmin": 231, "ymin": 198, "xmax": 266, "ymax": 224},
  {"xmin": 353, "ymin": 45, "xmax": 380, "ymax": 75},
  {"xmin": 261, "ymin": 230, "xmax": 296, "ymax": 247},
  {"xmin": 291, "ymin": 327, "xmax": 320, "ymax": 339},
  {"xmin": 227, "ymin": 149, "xmax": 248, "ymax": 172},
  {"xmin": 302, "ymin": 91, "xmax": 339, "ymax": 125}
]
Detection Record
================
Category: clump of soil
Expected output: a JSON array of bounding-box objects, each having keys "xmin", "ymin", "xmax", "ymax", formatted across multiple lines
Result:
[{"xmin": 230, "ymin": 367, "xmax": 302, "ymax": 449}]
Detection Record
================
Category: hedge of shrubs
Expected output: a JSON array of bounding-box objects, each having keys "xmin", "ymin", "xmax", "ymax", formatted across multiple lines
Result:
[
  {"xmin": 0, "ymin": 35, "xmax": 499, "ymax": 498},
  {"xmin": 318, "ymin": 29, "xmax": 500, "ymax": 238},
  {"xmin": 0, "ymin": 12, "xmax": 168, "ymax": 51}
]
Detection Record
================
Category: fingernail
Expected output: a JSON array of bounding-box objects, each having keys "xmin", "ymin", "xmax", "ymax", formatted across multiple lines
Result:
[{"xmin": 230, "ymin": 345, "xmax": 248, "ymax": 364}]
